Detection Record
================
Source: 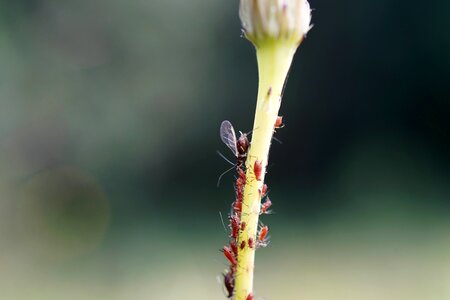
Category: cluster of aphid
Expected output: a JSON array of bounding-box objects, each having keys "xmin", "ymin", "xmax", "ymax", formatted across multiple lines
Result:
[{"xmin": 219, "ymin": 116, "xmax": 283, "ymax": 300}]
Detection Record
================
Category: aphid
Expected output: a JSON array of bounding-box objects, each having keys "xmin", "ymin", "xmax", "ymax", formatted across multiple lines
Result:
[
  {"xmin": 248, "ymin": 237, "xmax": 254, "ymax": 249},
  {"xmin": 236, "ymin": 187, "xmax": 244, "ymax": 202},
  {"xmin": 240, "ymin": 240, "xmax": 246, "ymax": 250},
  {"xmin": 259, "ymin": 184, "xmax": 268, "ymax": 197},
  {"xmin": 258, "ymin": 225, "xmax": 269, "ymax": 242},
  {"xmin": 254, "ymin": 160, "xmax": 263, "ymax": 181},
  {"xmin": 246, "ymin": 293, "xmax": 254, "ymax": 300},
  {"xmin": 236, "ymin": 134, "xmax": 250, "ymax": 160},
  {"xmin": 274, "ymin": 116, "xmax": 284, "ymax": 129},
  {"xmin": 261, "ymin": 197, "xmax": 272, "ymax": 214},
  {"xmin": 229, "ymin": 264, "xmax": 237, "ymax": 274},
  {"xmin": 236, "ymin": 177, "xmax": 246, "ymax": 190},
  {"xmin": 217, "ymin": 121, "xmax": 250, "ymax": 186},
  {"xmin": 223, "ymin": 271, "xmax": 234, "ymax": 298},
  {"xmin": 236, "ymin": 176, "xmax": 245, "ymax": 196},
  {"xmin": 257, "ymin": 225, "xmax": 270, "ymax": 248},
  {"xmin": 220, "ymin": 120, "xmax": 249, "ymax": 168},
  {"xmin": 236, "ymin": 181, "xmax": 244, "ymax": 199},
  {"xmin": 223, "ymin": 246, "xmax": 237, "ymax": 265},
  {"xmin": 236, "ymin": 178, "xmax": 245, "ymax": 202},
  {"xmin": 236, "ymin": 177, "xmax": 245, "ymax": 189},
  {"xmin": 229, "ymin": 214, "xmax": 240, "ymax": 239},
  {"xmin": 237, "ymin": 168, "xmax": 246, "ymax": 181},
  {"xmin": 233, "ymin": 201, "xmax": 242, "ymax": 213},
  {"xmin": 230, "ymin": 241, "xmax": 238, "ymax": 256},
  {"xmin": 240, "ymin": 221, "xmax": 246, "ymax": 231}
]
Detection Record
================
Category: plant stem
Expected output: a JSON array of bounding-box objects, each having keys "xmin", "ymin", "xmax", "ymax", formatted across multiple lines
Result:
[{"xmin": 234, "ymin": 39, "xmax": 299, "ymax": 300}]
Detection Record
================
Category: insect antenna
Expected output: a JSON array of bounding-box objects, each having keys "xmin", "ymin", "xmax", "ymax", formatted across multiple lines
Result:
[
  {"xmin": 218, "ymin": 212, "xmax": 228, "ymax": 233},
  {"xmin": 217, "ymin": 150, "xmax": 235, "ymax": 166},
  {"xmin": 244, "ymin": 125, "xmax": 258, "ymax": 136},
  {"xmin": 272, "ymin": 136, "xmax": 283, "ymax": 144},
  {"xmin": 217, "ymin": 150, "xmax": 238, "ymax": 187},
  {"xmin": 217, "ymin": 165, "xmax": 237, "ymax": 187}
]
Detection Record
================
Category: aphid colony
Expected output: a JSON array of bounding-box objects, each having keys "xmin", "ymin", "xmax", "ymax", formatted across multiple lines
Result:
[{"xmin": 219, "ymin": 118, "xmax": 282, "ymax": 299}]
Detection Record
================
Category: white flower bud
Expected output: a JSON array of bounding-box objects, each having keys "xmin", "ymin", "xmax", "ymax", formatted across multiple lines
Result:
[{"xmin": 239, "ymin": 0, "xmax": 312, "ymax": 46}]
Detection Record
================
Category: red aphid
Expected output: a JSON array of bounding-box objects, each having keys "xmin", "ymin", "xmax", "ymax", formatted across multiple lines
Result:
[
  {"xmin": 223, "ymin": 246, "xmax": 237, "ymax": 265},
  {"xmin": 236, "ymin": 177, "xmax": 245, "ymax": 189},
  {"xmin": 254, "ymin": 160, "xmax": 263, "ymax": 181},
  {"xmin": 236, "ymin": 184, "xmax": 244, "ymax": 195},
  {"xmin": 240, "ymin": 221, "xmax": 246, "ymax": 231},
  {"xmin": 229, "ymin": 214, "xmax": 240, "ymax": 239},
  {"xmin": 236, "ymin": 133, "xmax": 250, "ymax": 160},
  {"xmin": 236, "ymin": 188, "xmax": 243, "ymax": 201},
  {"xmin": 229, "ymin": 264, "xmax": 237, "ymax": 274},
  {"xmin": 237, "ymin": 168, "xmax": 246, "ymax": 181},
  {"xmin": 248, "ymin": 237, "xmax": 254, "ymax": 249},
  {"xmin": 236, "ymin": 179, "xmax": 245, "ymax": 201},
  {"xmin": 223, "ymin": 271, "xmax": 234, "ymax": 298},
  {"xmin": 233, "ymin": 201, "xmax": 242, "ymax": 213},
  {"xmin": 230, "ymin": 242, "xmax": 238, "ymax": 256},
  {"xmin": 240, "ymin": 240, "xmax": 246, "ymax": 250},
  {"xmin": 274, "ymin": 116, "xmax": 284, "ymax": 128},
  {"xmin": 236, "ymin": 177, "xmax": 245, "ymax": 188},
  {"xmin": 261, "ymin": 197, "xmax": 272, "ymax": 214},
  {"xmin": 246, "ymin": 293, "xmax": 254, "ymax": 300},
  {"xmin": 258, "ymin": 225, "xmax": 269, "ymax": 242},
  {"xmin": 260, "ymin": 184, "xmax": 268, "ymax": 197}
]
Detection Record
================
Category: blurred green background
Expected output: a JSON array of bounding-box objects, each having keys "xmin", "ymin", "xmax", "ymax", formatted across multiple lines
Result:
[{"xmin": 0, "ymin": 0, "xmax": 449, "ymax": 299}]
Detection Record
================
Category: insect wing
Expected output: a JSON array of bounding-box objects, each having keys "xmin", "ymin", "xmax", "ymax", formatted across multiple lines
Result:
[{"xmin": 220, "ymin": 120, "xmax": 238, "ymax": 157}]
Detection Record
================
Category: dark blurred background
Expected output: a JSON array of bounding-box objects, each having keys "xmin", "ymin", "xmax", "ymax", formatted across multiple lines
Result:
[{"xmin": 0, "ymin": 0, "xmax": 449, "ymax": 299}]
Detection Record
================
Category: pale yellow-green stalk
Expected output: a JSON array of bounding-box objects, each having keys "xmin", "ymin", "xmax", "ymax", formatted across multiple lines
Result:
[
  {"xmin": 234, "ymin": 1, "xmax": 312, "ymax": 299},
  {"xmin": 234, "ymin": 37, "xmax": 302, "ymax": 300}
]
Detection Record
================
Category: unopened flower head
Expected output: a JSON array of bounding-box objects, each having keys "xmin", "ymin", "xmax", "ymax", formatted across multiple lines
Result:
[{"xmin": 239, "ymin": 0, "xmax": 312, "ymax": 46}]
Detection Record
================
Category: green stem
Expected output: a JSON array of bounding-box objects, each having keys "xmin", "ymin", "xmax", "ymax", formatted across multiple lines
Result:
[{"xmin": 234, "ymin": 39, "xmax": 298, "ymax": 300}]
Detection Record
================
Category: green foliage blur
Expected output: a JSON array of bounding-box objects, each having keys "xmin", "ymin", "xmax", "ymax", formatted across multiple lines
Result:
[{"xmin": 0, "ymin": 0, "xmax": 449, "ymax": 299}]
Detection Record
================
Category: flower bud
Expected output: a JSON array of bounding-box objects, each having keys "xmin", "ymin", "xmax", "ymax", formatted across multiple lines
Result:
[{"xmin": 239, "ymin": 0, "xmax": 312, "ymax": 46}]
